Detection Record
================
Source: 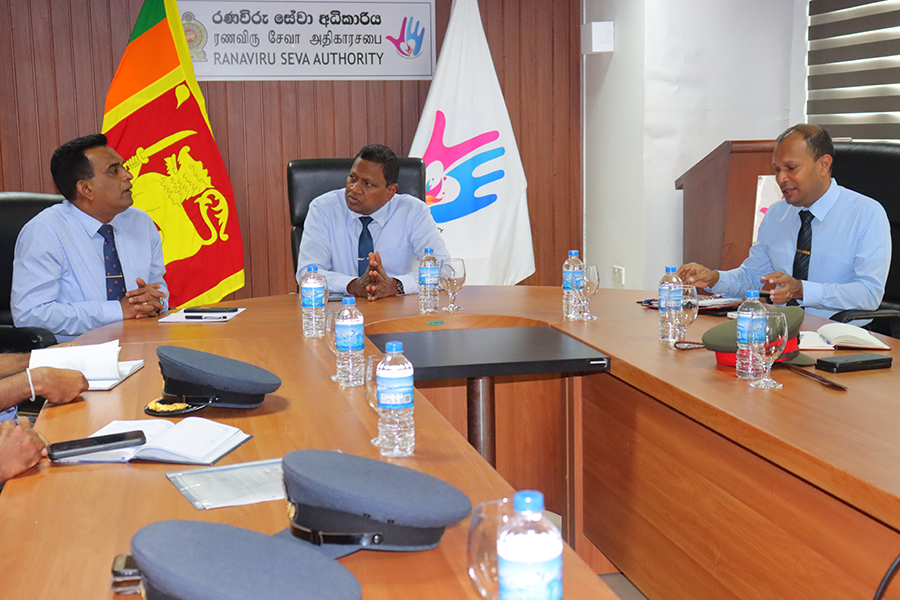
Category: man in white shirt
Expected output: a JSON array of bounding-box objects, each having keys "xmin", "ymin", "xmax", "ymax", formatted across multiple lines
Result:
[{"xmin": 295, "ymin": 144, "xmax": 449, "ymax": 301}]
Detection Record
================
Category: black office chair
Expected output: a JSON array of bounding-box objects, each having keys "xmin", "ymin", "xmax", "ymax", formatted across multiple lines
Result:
[
  {"xmin": 824, "ymin": 142, "xmax": 900, "ymax": 338},
  {"xmin": 1, "ymin": 192, "xmax": 62, "ymax": 348},
  {"xmin": 286, "ymin": 158, "xmax": 427, "ymax": 274}
]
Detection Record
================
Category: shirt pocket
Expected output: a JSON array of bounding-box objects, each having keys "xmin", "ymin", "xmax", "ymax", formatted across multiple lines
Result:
[
  {"xmin": 816, "ymin": 252, "xmax": 855, "ymax": 282},
  {"xmin": 376, "ymin": 240, "xmax": 415, "ymax": 276}
]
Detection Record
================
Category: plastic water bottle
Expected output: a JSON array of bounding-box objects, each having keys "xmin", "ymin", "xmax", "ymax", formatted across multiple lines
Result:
[
  {"xmin": 497, "ymin": 490, "xmax": 563, "ymax": 600},
  {"xmin": 658, "ymin": 266, "xmax": 683, "ymax": 343},
  {"xmin": 300, "ymin": 266, "xmax": 326, "ymax": 338},
  {"xmin": 335, "ymin": 297, "xmax": 365, "ymax": 387},
  {"xmin": 562, "ymin": 250, "xmax": 584, "ymax": 319},
  {"xmin": 418, "ymin": 248, "xmax": 439, "ymax": 313},
  {"xmin": 376, "ymin": 341, "xmax": 415, "ymax": 457},
  {"xmin": 736, "ymin": 290, "xmax": 767, "ymax": 380}
]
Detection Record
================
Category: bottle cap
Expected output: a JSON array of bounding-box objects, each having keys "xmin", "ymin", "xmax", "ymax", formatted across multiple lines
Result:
[
  {"xmin": 424, "ymin": 248, "xmax": 434, "ymax": 254},
  {"xmin": 307, "ymin": 265, "xmax": 318, "ymax": 272},
  {"xmin": 568, "ymin": 250, "xmax": 578, "ymax": 257},
  {"xmin": 342, "ymin": 297, "xmax": 356, "ymax": 305},
  {"xmin": 513, "ymin": 490, "xmax": 544, "ymax": 513},
  {"xmin": 746, "ymin": 290, "xmax": 759, "ymax": 298},
  {"xmin": 666, "ymin": 266, "xmax": 676, "ymax": 273},
  {"xmin": 385, "ymin": 341, "xmax": 403, "ymax": 353}
]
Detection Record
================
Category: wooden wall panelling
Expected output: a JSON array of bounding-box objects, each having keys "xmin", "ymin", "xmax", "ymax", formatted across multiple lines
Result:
[
  {"xmin": 0, "ymin": 0, "xmax": 582, "ymax": 298},
  {"xmin": 583, "ymin": 373, "xmax": 900, "ymax": 600}
]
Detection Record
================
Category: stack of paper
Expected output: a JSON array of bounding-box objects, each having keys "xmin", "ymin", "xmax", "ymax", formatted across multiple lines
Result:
[{"xmin": 28, "ymin": 339, "xmax": 143, "ymax": 391}]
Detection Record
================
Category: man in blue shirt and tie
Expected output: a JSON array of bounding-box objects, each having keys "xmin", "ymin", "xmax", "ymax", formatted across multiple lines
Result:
[
  {"xmin": 678, "ymin": 124, "xmax": 891, "ymax": 320},
  {"xmin": 295, "ymin": 144, "xmax": 448, "ymax": 301},
  {"xmin": 11, "ymin": 134, "xmax": 168, "ymax": 341}
]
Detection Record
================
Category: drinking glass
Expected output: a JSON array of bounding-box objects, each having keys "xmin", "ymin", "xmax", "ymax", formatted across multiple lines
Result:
[
  {"xmin": 580, "ymin": 265, "xmax": 600, "ymax": 320},
  {"xmin": 324, "ymin": 310, "xmax": 338, "ymax": 381},
  {"xmin": 672, "ymin": 285, "xmax": 699, "ymax": 341},
  {"xmin": 467, "ymin": 498, "xmax": 514, "ymax": 600},
  {"xmin": 440, "ymin": 258, "xmax": 466, "ymax": 312},
  {"xmin": 365, "ymin": 353, "xmax": 383, "ymax": 445},
  {"xmin": 751, "ymin": 312, "xmax": 789, "ymax": 389}
]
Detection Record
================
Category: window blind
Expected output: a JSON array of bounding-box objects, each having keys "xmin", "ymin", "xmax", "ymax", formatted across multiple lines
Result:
[{"xmin": 808, "ymin": 0, "xmax": 900, "ymax": 140}]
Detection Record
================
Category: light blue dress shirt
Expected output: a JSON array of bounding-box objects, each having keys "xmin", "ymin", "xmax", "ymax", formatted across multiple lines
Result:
[
  {"xmin": 11, "ymin": 201, "xmax": 168, "ymax": 341},
  {"xmin": 295, "ymin": 189, "xmax": 449, "ymax": 294},
  {"xmin": 711, "ymin": 179, "xmax": 891, "ymax": 320}
]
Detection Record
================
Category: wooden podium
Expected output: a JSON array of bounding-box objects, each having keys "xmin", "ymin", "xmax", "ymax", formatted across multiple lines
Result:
[{"xmin": 676, "ymin": 140, "xmax": 776, "ymax": 270}]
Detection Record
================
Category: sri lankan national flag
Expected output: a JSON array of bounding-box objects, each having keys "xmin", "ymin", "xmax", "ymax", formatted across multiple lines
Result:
[{"xmin": 102, "ymin": 0, "xmax": 244, "ymax": 308}]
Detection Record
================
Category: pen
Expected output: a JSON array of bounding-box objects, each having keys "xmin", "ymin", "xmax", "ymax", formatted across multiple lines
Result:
[{"xmin": 185, "ymin": 315, "xmax": 229, "ymax": 321}]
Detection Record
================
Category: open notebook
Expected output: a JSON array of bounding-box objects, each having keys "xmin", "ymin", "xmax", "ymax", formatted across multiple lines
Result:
[
  {"xmin": 799, "ymin": 323, "xmax": 890, "ymax": 351},
  {"xmin": 57, "ymin": 418, "xmax": 251, "ymax": 465},
  {"xmin": 29, "ymin": 339, "xmax": 143, "ymax": 391}
]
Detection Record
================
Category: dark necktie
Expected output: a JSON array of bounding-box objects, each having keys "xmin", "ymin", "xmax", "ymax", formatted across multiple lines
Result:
[
  {"xmin": 358, "ymin": 216, "xmax": 374, "ymax": 277},
  {"xmin": 787, "ymin": 210, "xmax": 813, "ymax": 306},
  {"xmin": 98, "ymin": 224, "xmax": 126, "ymax": 300}
]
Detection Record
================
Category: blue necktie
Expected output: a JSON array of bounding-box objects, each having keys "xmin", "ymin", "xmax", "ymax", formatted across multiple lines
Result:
[
  {"xmin": 788, "ymin": 210, "xmax": 813, "ymax": 306},
  {"xmin": 98, "ymin": 224, "xmax": 126, "ymax": 300},
  {"xmin": 358, "ymin": 216, "xmax": 374, "ymax": 277}
]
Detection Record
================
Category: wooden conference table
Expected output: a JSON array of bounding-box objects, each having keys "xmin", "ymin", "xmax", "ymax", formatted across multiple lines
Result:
[
  {"xmin": 4, "ymin": 285, "xmax": 900, "ymax": 600},
  {"xmin": 0, "ymin": 287, "xmax": 618, "ymax": 600}
]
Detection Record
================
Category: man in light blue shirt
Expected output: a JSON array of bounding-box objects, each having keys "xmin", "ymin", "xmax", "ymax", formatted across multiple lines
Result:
[
  {"xmin": 295, "ymin": 144, "xmax": 448, "ymax": 300},
  {"xmin": 11, "ymin": 134, "xmax": 168, "ymax": 341},
  {"xmin": 679, "ymin": 124, "xmax": 891, "ymax": 320}
]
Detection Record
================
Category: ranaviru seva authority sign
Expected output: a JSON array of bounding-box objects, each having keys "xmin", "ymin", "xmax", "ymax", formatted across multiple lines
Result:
[{"xmin": 180, "ymin": 0, "xmax": 435, "ymax": 80}]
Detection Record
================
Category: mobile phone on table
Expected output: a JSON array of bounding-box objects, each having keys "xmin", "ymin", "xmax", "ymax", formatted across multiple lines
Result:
[
  {"xmin": 47, "ymin": 430, "xmax": 146, "ymax": 460},
  {"xmin": 183, "ymin": 307, "xmax": 238, "ymax": 313},
  {"xmin": 815, "ymin": 353, "xmax": 892, "ymax": 373},
  {"xmin": 111, "ymin": 554, "xmax": 142, "ymax": 594}
]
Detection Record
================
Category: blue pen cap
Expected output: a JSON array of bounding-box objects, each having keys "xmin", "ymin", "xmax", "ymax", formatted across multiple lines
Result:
[
  {"xmin": 342, "ymin": 297, "xmax": 356, "ymax": 305},
  {"xmin": 385, "ymin": 341, "xmax": 403, "ymax": 353},
  {"xmin": 513, "ymin": 490, "xmax": 544, "ymax": 513}
]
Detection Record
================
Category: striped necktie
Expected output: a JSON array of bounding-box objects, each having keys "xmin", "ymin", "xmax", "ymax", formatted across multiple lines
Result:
[
  {"xmin": 98, "ymin": 224, "xmax": 126, "ymax": 300},
  {"xmin": 787, "ymin": 210, "xmax": 813, "ymax": 306}
]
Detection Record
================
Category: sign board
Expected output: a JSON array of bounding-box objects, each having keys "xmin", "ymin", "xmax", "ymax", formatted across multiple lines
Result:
[{"xmin": 180, "ymin": 0, "xmax": 435, "ymax": 80}]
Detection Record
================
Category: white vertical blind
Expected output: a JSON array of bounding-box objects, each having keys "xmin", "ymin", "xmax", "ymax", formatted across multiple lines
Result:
[{"xmin": 808, "ymin": 0, "xmax": 900, "ymax": 139}]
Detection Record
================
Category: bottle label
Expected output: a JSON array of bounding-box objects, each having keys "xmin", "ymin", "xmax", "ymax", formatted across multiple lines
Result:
[
  {"xmin": 658, "ymin": 286, "xmax": 668, "ymax": 313},
  {"xmin": 668, "ymin": 287, "xmax": 683, "ymax": 310},
  {"xmin": 497, "ymin": 554, "xmax": 563, "ymax": 600},
  {"xmin": 419, "ymin": 264, "xmax": 438, "ymax": 286},
  {"xmin": 335, "ymin": 322, "xmax": 364, "ymax": 351},
  {"xmin": 301, "ymin": 284, "xmax": 325, "ymax": 308},
  {"xmin": 377, "ymin": 373, "xmax": 414, "ymax": 409},
  {"xmin": 750, "ymin": 314, "xmax": 766, "ymax": 343},
  {"xmin": 736, "ymin": 313, "xmax": 750, "ymax": 344},
  {"xmin": 562, "ymin": 270, "xmax": 583, "ymax": 291}
]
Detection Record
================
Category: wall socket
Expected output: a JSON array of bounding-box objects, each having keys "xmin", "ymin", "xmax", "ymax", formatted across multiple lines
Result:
[{"xmin": 612, "ymin": 265, "xmax": 625, "ymax": 286}]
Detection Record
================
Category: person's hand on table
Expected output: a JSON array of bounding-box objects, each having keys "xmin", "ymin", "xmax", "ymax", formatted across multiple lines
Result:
[
  {"xmin": 346, "ymin": 271, "xmax": 373, "ymax": 298},
  {"xmin": 677, "ymin": 263, "xmax": 719, "ymax": 288},
  {"xmin": 761, "ymin": 272, "xmax": 803, "ymax": 304},
  {"xmin": 29, "ymin": 367, "xmax": 88, "ymax": 405},
  {"xmin": 121, "ymin": 277, "xmax": 167, "ymax": 320},
  {"xmin": 0, "ymin": 419, "xmax": 47, "ymax": 483},
  {"xmin": 364, "ymin": 251, "xmax": 399, "ymax": 301}
]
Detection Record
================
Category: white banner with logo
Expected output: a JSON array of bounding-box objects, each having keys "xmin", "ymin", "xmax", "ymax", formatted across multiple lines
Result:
[
  {"xmin": 179, "ymin": 0, "xmax": 435, "ymax": 80},
  {"xmin": 409, "ymin": 0, "xmax": 534, "ymax": 285}
]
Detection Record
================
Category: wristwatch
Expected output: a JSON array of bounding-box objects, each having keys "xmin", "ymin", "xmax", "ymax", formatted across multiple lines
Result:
[{"xmin": 394, "ymin": 279, "xmax": 405, "ymax": 296}]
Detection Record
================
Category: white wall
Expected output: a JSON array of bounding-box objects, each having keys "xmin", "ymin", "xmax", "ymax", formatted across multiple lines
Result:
[{"xmin": 583, "ymin": 0, "xmax": 808, "ymax": 291}]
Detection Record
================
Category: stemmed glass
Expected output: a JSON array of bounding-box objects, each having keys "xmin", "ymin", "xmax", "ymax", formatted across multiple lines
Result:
[
  {"xmin": 467, "ymin": 498, "xmax": 514, "ymax": 599},
  {"xmin": 751, "ymin": 312, "xmax": 789, "ymax": 389},
  {"xmin": 579, "ymin": 265, "xmax": 600, "ymax": 320},
  {"xmin": 440, "ymin": 258, "xmax": 466, "ymax": 312},
  {"xmin": 671, "ymin": 285, "xmax": 699, "ymax": 341}
]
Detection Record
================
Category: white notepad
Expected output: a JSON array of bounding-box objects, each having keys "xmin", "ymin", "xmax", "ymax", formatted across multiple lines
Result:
[
  {"xmin": 799, "ymin": 323, "xmax": 890, "ymax": 351},
  {"xmin": 28, "ymin": 339, "xmax": 143, "ymax": 391},
  {"xmin": 57, "ymin": 418, "xmax": 251, "ymax": 465}
]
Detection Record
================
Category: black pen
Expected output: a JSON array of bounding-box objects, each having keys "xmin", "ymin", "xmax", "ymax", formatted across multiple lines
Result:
[{"xmin": 185, "ymin": 315, "xmax": 229, "ymax": 321}]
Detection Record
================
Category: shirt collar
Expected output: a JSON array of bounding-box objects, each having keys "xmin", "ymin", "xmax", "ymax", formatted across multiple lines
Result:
[
  {"xmin": 63, "ymin": 199, "xmax": 106, "ymax": 238},
  {"xmin": 804, "ymin": 178, "xmax": 838, "ymax": 222},
  {"xmin": 348, "ymin": 197, "xmax": 394, "ymax": 227}
]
